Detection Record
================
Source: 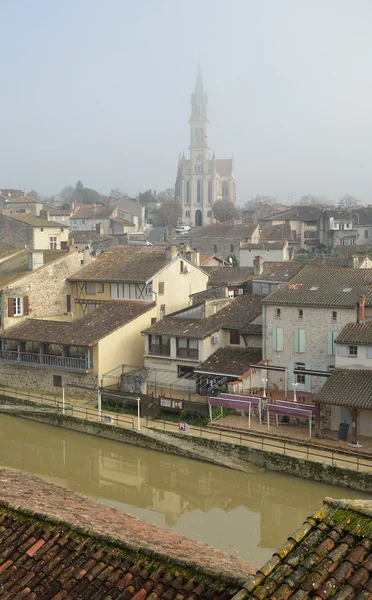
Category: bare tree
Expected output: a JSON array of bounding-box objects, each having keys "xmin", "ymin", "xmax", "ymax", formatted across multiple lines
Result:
[
  {"xmin": 339, "ymin": 194, "xmax": 360, "ymax": 209},
  {"xmin": 157, "ymin": 188, "xmax": 175, "ymax": 203},
  {"xmin": 153, "ymin": 202, "xmax": 182, "ymax": 228},
  {"xmin": 110, "ymin": 188, "xmax": 124, "ymax": 198},
  {"xmin": 243, "ymin": 196, "xmax": 276, "ymax": 219},
  {"xmin": 212, "ymin": 199, "xmax": 238, "ymax": 222},
  {"xmin": 299, "ymin": 195, "xmax": 327, "ymax": 207},
  {"xmin": 60, "ymin": 185, "xmax": 75, "ymax": 199}
]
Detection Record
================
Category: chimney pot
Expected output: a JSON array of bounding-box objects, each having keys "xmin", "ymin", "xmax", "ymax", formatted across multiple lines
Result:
[
  {"xmin": 358, "ymin": 296, "xmax": 365, "ymax": 323},
  {"xmin": 253, "ymin": 255, "xmax": 263, "ymax": 276}
]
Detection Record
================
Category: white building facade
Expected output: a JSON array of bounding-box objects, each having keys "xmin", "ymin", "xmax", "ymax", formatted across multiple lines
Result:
[{"xmin": 175, "ymin": 67, "xmax": 236, "ymax": 227}]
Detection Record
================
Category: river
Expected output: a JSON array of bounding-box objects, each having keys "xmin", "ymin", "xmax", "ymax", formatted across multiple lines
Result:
[{"xmin": 0, "ymin": 414, "xmax": 368, "ymax": 565}]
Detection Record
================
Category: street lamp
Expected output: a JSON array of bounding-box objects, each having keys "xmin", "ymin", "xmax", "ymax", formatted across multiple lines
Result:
[
  {"xmin": 292, "ymin": 382, "xmax": 299, "ymax": 403},
  {"xmin": 262, "ymin": 378, "xmax": 268, "ymax": 398}
]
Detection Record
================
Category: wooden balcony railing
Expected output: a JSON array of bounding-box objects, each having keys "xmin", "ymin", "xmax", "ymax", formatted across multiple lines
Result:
[{"xmin": 0, "ymin": 350, "xmax": 88, "ymax": 372}]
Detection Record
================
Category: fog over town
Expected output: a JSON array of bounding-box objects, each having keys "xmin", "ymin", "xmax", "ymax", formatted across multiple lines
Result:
[{"xmin": 2, "ymin": 0, "xmax": 372, "ymax": 204}]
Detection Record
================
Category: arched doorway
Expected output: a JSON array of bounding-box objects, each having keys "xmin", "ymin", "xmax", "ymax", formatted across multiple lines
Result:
[{"xmin": 195, "ymin": 210, "xmax": 202, "ymax": 226}]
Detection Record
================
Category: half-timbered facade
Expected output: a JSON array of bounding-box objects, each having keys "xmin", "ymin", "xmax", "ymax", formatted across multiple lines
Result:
[{"xmin": 68, "ymin": 247, "xmax": 209, "ymax": 319}]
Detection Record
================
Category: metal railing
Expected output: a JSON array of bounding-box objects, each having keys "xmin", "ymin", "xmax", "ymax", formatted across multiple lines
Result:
[
  {"xmin": 0, "ymin": 350, "xmax": 88, "ymax": 371},
  {"xmin": 146, "ymin": 417, "xmax": 372, "ymax": 474},
  {"xmin": 176, "ymin": 348, "xmax": 199, "ymax": 359},
  {"xmin": 0, "ymin": 385, "xmax": 135, "ymax": 429},
  {"xmin": 148, "ymin": 344, "xmax": 171, "ymax": 356}
]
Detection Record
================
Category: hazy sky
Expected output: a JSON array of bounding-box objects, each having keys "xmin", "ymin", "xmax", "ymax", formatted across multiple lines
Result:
[{"xmin": 2, "ymin": 0, "xmax": 372, "ymax": 204}]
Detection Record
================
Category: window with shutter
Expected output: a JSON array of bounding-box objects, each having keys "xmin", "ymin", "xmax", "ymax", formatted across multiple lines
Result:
[
  {"xmin": 327, "ymin": 331, "xmax": 339, "ymax": 355},
  {"xmin": 294, "ymin": 329, "xmax": 305, "ymax": 352},
  {"xmin": 229, "ymin": 330, "xmax": 240, "ymax": 345},
  {"xmin": 7, "ymin": 298, "xmax": 14, "ymax": 317},
  {"xmin": 337, "ymin": 345, "xmax": 348, "ymax": 357},
  {"xmin": 272, "ymin": 327, "xmax": 283, "ymax": 351},
  {"xmin": 66, "ymin": 295, "xmax": 71, "ymax": 312},
  {"xmin": 367, "ymin": 346, "xmax": 372, "ymax": 359},
  {"xmin": 23, "ymin": 296, "xmax": 29, "ymax": 316}
]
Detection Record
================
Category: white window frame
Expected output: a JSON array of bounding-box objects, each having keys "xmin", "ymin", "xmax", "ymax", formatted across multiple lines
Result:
[
  {"xmin": 49, "ymin": 236, "xmax": 58, "ymax": 250},
  {"xmin": 348, "ymin": 345, "xmax": 358, "ymax": 357},
  {"xmin": 14, "ymin": 297, "xmax": 23, "ymax": 316}
]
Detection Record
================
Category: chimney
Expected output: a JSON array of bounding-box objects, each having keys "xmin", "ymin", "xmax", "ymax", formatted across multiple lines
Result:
[
  {"xmin": 253, "ymin": 255, "xmax": 263, "ymax": 276},
  {"xmin": 28, "ymin": 251, "xmax": 44, "ymax": 271},
  {"xmin": 185, "ymin": 250, "xmax": 200, "ymax": 266},
  {"xmin": 39, "ymin": 208, "xmax": 50, "ymax": 221},
  {"xmin": 358, "ymin": 296, "xmax": 365, "ymax": 323},
  {"xmin": 347, "ymin": 255, "xmax": 359, "ymax": 269},
  {"xmin": 165, "ymin": 246, "xmax": 178, "ymax": 262},
  {"xmin": 95, "ymin": 223, "xmax": 104, "ymax": 236}
]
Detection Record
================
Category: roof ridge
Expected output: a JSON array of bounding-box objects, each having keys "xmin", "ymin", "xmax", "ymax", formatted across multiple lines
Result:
[{"xmin": 324, "ymin": 497, "xmax": 372, "ymax": 519}]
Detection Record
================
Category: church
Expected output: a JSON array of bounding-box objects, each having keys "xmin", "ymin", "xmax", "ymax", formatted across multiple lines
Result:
[{"xmin": 175, "ymin": 67, "xmax": 236, "ymax": 227}]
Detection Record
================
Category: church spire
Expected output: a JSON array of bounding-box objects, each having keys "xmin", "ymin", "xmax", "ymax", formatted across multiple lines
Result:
[{"xmin": 195, "ymin": 62, "xmax": 204, "ymax": 95}]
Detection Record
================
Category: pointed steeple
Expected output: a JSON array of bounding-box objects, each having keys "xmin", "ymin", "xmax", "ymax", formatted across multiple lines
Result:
[{"xmin": 195, "ymin": 62, "xmax": 204, "ymax": 95}]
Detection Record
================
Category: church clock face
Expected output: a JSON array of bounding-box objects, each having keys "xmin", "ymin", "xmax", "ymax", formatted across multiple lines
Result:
[{"xmin": 196, "ymin": 153, "xmax": 202, "ymax": 162}]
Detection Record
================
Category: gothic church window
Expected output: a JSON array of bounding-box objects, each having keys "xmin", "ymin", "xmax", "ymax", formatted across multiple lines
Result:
[
  {"xmin": 186, "ymin": 181, "xmax": 190, "ymax": 204},
  {"xmin": 208, "ymin": 181, "xmax": 212, "ymax": 204},
  {"xmin": 197, "ymin": 181, "xmax": 201, "ymax": 203}
]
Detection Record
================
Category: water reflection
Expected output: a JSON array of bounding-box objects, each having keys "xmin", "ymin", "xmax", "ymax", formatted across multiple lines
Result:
[{"xmin": 0, "ymin": 415, "xmax": 367, "ymax": 563}]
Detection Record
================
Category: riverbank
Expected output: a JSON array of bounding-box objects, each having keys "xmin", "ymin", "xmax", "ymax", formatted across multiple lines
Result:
[{"xmin": 3, "ymin": 404, "xmax": 372, "ymax": 493}]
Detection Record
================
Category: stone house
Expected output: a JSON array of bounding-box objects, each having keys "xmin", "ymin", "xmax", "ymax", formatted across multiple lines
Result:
[
  {"xmin": 142, "ymin": 295, "xmax": 262, "ymax": 392},
  {"xmin": 0, "ymin": 300, "xmax": 157, "ymax": 396},
  {"xmin": 48, "ymin": 207, "xmax": 74, "ymax": 227},
  {"xmin": 70, "ymin": 204, "xmax": 136, "ymax": 235},
  {"xmin": 316, "ymin": 317, "xmax": 372, "ymax": 438},
  {"xmin": 0, "ymin": 247, "xmax": 91, "ymax": 331},
  {"xmin": 0, "ymin": 213, "xmax": 68, "ymax": 249},
  {"xmin": 204, "ymin": 259, "xmax": 304, "ymax": 297},
  {"xmin": 261, "ymin": 266, "xmax": 372, "ymax": 395},
  {"xmin": 178, "ymin": 218, "xmax": 259, "ymax": 262},
  {"xmin": 309, "ymin": 254, "xmax": 372, "ymax": 268},
  {"xmin": 319, "ymin": 207, "xmax": 372, "ymax": 250},
  {"xmin": 69, "ymin": 229, "xmax": 118, "ymax": 255},
  {"xmin": 68, "ymin": 246, "xmax": 209, "ymax": 320},
  {"xmin": 261, "ymin": 205, "xmax": 323, "ymax": 252},
  {"xmin": 239, "ymin": 240, "xmax": 290, "ymax": 266},
  {"xmin": 109, "ymin": 195, "xmax": 145, "ymax": 230},
  {"xmin": 4, "ymin": 195, "xmax": 42, "ymax": 215}
]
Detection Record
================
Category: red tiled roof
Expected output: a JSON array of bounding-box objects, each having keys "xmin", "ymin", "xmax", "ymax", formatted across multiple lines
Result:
[
  {"xmin": 72, "ymin": 204, "xmax": 114, "ymax": 219},
  {"xmin": 0, "ymin": 467, "xmax": 254, "ymax": 598},
  {"xmin": 242, "ymin": 497, "xmax": 372, "ymax": 599},
  {"xmin": 260, "ymin": 223, "xmax": 293, "ymax": 242}
]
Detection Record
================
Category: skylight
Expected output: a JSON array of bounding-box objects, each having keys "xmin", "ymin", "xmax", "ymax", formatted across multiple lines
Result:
[
  {"xmin": 342, "ymin": 287, "xmax": 352, "ymax": 292},
  {"xmin": 309, "ymin": 286, "xmax": 320, "ymax": 291}
]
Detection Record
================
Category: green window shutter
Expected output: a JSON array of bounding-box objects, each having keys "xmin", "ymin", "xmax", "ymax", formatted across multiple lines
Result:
[
  {"xmin": 277, "ymin": 328, "xmax": 284, "ymax": 351},
  {"xmin": 299, "ymin": 329, "xmax": 306, "ymax": 353},
  {"xmin": 327, "ymin": 331, "xmax": 340, "ymax": 356},
  {"xmin": 327, "ymin": 332, "xmax": 334, "ymax": 355},
  {"xmin": 294, "ymin": 329, "xmax": 299, "ymax": 352},
  {"xmin": 287, "ymin": 362, "xmax": 294, "ymax": 389},
  {"xmin": 272, "ymin": 328, "xmax": 278, "ymax": 351},
  {"xmin": 367, "ymin": 346, "xmax": 372, "ymax": 359},
  {"xmin": 305, "ymin": 362, "xmax": 311, "ymax": 393}
]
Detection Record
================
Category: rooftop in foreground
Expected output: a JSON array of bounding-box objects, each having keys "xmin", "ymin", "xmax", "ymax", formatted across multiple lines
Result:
[
  {"xmin": 241, "ymin": 497, "xmax": 372, "ymax": 600},
  {"xmin": 0, "ymin": 467, "xmax": 253, "ymax": 598}
]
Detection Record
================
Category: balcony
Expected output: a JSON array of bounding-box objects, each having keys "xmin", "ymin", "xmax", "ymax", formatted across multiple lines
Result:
[
  {"xmin": 0, "ymin": 350, "xmax": 89, "ymax": 372},
  {"xmin": 176, "ymin": 348, "xmax": 199, "ymax": 360},
  {"xmin": 149, "ymin": 344, "xmax": 171, "ymax": 356}
]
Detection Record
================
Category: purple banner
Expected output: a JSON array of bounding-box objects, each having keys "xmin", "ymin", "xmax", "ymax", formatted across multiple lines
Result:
[
  {"xmin": 220, "ymin": 393, "xmax": 261, "ymax": 405},
  {"xmin": 209, "ymin": 397, "xmax": 255, "ymax": 410},
  {"xmin": 267, "ymin": 404, "xmax": 312, "ymax": 419},
  {"xmin": 276, "ymin": 400, "xmax": 316, "ymax": 415}
]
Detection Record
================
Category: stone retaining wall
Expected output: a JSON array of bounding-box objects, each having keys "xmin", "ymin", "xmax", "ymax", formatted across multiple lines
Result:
[{"xmin": 3, "ymin": 407, "xmax": 372, "ymax": 493}]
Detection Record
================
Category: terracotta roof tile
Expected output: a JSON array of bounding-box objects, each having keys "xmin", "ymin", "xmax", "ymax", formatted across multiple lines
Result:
[
  {"xmin": 262, "ymin": 267, "xmax": 372, "ymax": 307},
  {"xmin": 315, "ymin": 369, "xmax": 372, "ymax": 409},
  {"xmin": 0, "ymin": 213, "xmax": 65, "ymax": 227},
  {"xmin": 335, "ymin": 321, "xmax": 372, "ymax": 345},
  {"xmin": 260, "ymin": 224, "xmax": 292, "ymax": 243},
  {"xmin": 1, "ymin": 300, "xmax": 155, "ymax": 346},
  {"xmin": 240, "ymin": 498, "xmax": 372, "ymax": 600},
  {"xmin": 0, "ymin": 468, "xmax": 253, "ymax": 598},
  {"xmin": 203, "ymin": 267, "xmax": 254, "ymax": 286},
  {"xmin": 182, "ymin": 219, "xmax": 257, "ymax": 240},
  {"xmin": 68, "ymin": 251, "xmax": 168, "ymax": 283},
  {"xmin": 143, "ymin": 296, "xmax": 262, "ymax": 339},
  {"xmin": 196, "ymin": 347, "xmax": 262, "ymax": 377}
]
